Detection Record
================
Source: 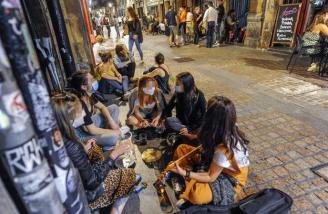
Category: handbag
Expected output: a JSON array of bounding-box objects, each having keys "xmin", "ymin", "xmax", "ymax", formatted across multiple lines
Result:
[{"xmin": 88, "ymin": 144, "xmax": 105, "ymax": 162}]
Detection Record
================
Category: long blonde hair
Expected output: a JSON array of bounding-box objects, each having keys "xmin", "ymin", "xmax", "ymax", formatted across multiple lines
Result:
[{"xmin": 308, "ymin": 12, "xmax": 327, "ymax": 31}]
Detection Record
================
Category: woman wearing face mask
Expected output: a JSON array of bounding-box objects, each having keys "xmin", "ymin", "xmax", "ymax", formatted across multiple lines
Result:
[
  {"xmin": 51, "ymin": 93, "xmax": 138, "ymax": 212},
  {"xmin": 165, "ymin": 72, "xmax": 206, "ymax": 141},
  {"xmin": 70, "ymin": 71, "xmax": 121, "ymax": 151},
  {"xmin": 127, "ymin": 76, "xmax": 166, "ymax": 129}
]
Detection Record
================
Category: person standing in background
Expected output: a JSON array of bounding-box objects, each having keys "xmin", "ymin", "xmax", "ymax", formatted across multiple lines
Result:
[
  {"xmin": 165, "ymin": 5, "xmax": 179, "ymax": 47},
  {"xmin": 193, "ymin": 7, "xmax": 203, "ymax": 46},
  {"xmin": 203, "ymin": 1, "xmax": 218, "ymax": 48},
  {"xmin": 186, "ymin": 7, "xmax": 194, "ymax": 43},
  {"xmin": 216, "ymin": 0, "xmax": 225, "ymax": 45},
  {"xmin": 126, "ymin": 7, "xmax": 144, "ymax": 64},
  {"xmin": 113, "ymin": 16, "xmax": 120, "ymax": 39},
  {"xmin": 103, "ymin": 16, "xmax": 111, "ymax": 39},
  {"xmin": 179, "ymin": 7, "xmax": 187, "ymax": 45}
]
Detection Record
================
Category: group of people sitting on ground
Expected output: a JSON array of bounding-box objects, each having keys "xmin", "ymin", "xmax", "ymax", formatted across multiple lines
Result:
[{"xmin": 52, "ymin": 50, "xmax": 250, "ymax": 212}]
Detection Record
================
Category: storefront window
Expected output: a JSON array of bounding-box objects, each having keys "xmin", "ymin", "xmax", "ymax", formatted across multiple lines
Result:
[
  {"xmin": 59, "ymin": 0, "xmax": 93, "ymax": 66},
  {"xmin": 283, "ymin": 0, "xmax": 302, "ymax": 3}
]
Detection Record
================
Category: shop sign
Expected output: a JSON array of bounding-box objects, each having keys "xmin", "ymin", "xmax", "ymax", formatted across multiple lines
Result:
[
  {"xmin": 271, "ymin": 4, "xmax": 302, "ymax": 46},
  {"xmin": 147, "ymin": 0, "xmax": 162, "ymax": 7}
]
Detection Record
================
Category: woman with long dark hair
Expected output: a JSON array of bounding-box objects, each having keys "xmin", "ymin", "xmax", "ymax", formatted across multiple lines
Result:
[
  {"xmin": 51, "ymin": 93, "xmax": 137, "ymax": 212},
  {"xmin": 165, "ymin": 72, "xmax": 206, "ymax": 141},
  {"xmin": 126, "ymin": 7, "xmax": 144, "ymax": 63},
  {"xmin": 169, "ymin": 96, "xmax": 250, "ymax": 207},
  {"xmin": 69, "ymin": 71, "xmax": 121, "ymax": 151}
]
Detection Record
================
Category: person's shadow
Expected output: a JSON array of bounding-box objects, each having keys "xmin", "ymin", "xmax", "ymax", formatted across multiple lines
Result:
[
  {"xmin": 122, "ymin": 193, "xmax": 141, "ymax": 214},
  {"xmin": 99, "ymin": 193, "xmax": 141, "ymax": 214}
]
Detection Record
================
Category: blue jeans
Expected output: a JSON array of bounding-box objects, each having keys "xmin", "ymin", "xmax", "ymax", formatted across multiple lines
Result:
[
  {"xmin": 165, "ymin": 117, "xmax": 186, "ymax": 132},
  {"xmin": 129, "ymin": 33, "xmax": 143, "ymax": 60},
  {"xmin": 106, "ymin": 76, "xmax": 129, "ymax": 93},
  {"xmin": 216, "ymin": 21, "xmax": 222, "ymax": 41},
  {"xmin": 207, "ymin": 21, "xmax": 215, "ymax": 48},
  {"xmin": 115, "ymin": 25, "xmax": 120, "ymax": 38},
  {"xmin": 179, "ymin": 22, "xmax": 186, "ymax": 44},
  {"xmin": 75, "ymin": 105, "xmax": 120, "ymax": 151}
]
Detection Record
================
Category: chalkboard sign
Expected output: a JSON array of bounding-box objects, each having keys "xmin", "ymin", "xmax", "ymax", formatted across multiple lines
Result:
[{"xmin": 272, "ymin": 4, "xmax": 302, "ymax": 46}]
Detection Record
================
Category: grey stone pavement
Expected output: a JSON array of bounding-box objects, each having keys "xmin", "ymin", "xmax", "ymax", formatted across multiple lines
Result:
[{"xmin": 108, "ymin": 34, "xmax": 328, "ymax": 214}]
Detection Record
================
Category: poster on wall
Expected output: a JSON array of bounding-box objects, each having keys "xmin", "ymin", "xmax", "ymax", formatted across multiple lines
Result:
[{"xmin": 271, "ymin": 3, "xmax": 302, "ymax": 47}]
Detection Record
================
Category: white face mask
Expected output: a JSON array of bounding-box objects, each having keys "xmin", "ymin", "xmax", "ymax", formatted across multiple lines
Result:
[
  {"xmin": 72, "ymin": 110, "xmax": 86, "ymax": 128},
  {"xmin": 175, "ymin": 85, "xmax": 184, "ymax": 93},
  {"xmin": 143, "ymin": 87, "xmax": 155, "ymax": 96}
]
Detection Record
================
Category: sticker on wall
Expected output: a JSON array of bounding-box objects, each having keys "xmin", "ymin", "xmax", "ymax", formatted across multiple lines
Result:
[
  {"xmin": 2, "ymin": 91, "xmax": 29, "ymax": 132},
  {"xmin": 0, "ymin": 109, "xmax": 10, "ymax": 130}
]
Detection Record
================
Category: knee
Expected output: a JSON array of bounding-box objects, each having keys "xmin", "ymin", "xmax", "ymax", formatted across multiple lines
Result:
[{"xmin": 108, "ymin": 104, "xmax": 120, "ymax": 115}]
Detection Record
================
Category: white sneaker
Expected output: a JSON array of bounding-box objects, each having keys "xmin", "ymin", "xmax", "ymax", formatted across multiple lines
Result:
[
  {"xmin": 176, "ymin": 199, "xmax": 186, "ymax": 209},
  {"xmin": 307, "ymin": 63, "xmax": 319, "ymax": 72}
]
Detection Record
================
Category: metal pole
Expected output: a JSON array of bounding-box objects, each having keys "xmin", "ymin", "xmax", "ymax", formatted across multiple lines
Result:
[
  {"xmin": 45, "ymin": 0, "xmax": 76, "ymax": 78},
  {"xmin": 0, "ymin": 1, "xmax": 90, "ymax": 213},
  {"xmin": 0, "ymin": 176, "xmax": 20, "ymax": 214},
  {"xmin": 0, "ymin": 37, "xmax": 64, "ymax": 214}
]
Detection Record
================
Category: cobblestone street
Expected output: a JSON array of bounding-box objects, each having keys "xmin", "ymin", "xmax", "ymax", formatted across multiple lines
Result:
[{"xmin": 125, "ymin": 35, "xmax": 328, "ymax": 214}]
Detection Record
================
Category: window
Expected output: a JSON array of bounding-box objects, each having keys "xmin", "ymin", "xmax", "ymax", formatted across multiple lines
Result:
[{"xmin": 283, "ymin": 0, "xmax": 302, "ymax": 4}]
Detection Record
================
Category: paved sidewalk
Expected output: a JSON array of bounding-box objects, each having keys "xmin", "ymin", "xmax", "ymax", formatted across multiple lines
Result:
[{"xmin": 118, "ymin": 35, "xmax": 328, "ymax": 213}]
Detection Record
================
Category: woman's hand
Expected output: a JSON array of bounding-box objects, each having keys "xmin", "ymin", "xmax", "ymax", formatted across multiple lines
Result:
[
  {"xmin": 140, "ymin": 120, "xmax": 150, "ymax": 128},
  {"xmin": 151, "ymin": 116, "xmax": 161, "ymax": 127},
  {"xmin": 170, "ymin": 163, "xmax": 186, "ymax": 177},
  {"xmin": 179, "ymin": 128, "xmax": 189, "ymax": 136},
  {"xmin": 83, "ymin": 138, "xmax": 96, "ymax": 153},
  {"xmin": 110, "ymin": 140, "xmax": 130, "ymax": 160}
]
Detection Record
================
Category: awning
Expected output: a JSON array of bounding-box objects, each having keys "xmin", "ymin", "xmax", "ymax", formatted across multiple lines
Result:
[{"xmin": 147, "ymin": 0, "xmax": 162, "ymax": 7}]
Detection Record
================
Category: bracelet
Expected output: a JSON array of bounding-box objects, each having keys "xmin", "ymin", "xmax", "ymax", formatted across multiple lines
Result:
[{"xmin": 185, "ymin": 170, "xmax": 191, "ymax": 180}]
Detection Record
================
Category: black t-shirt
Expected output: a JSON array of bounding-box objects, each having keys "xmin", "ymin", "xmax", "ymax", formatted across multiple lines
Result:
[
  {"xmin": 165, "ymin": 10, "xmax": 177, "ymax": 26},
  {"xmin": 81, "ymin": 94, "xmax": 99, "ymax": 126}
]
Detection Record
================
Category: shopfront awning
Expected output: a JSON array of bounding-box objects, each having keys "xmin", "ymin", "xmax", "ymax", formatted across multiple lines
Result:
[{"xmin": 147, "ymin": 0, "xmax": 162, "ymax": 7}]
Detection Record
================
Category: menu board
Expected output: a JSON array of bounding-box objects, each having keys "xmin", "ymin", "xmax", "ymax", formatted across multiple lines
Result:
[{"xmin": 272, "ymin": 4, "xmax": 302, "ymax": 46}]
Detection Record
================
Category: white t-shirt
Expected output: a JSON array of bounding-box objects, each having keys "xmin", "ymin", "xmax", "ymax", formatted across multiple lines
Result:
[
  {"xmin": 159, "ymin": 23, "xmax": 165, "ymax": 31},
  {"xmin": 213, "ymin": 141, "xmax": 249, "ymax": 171},
  {"xmin": 93, "ymin": 43, "xmax": 102, "ymax": 64},
  {"xmin": 186, "ymin": 12, "xmax": 193, "ymax": 22}
]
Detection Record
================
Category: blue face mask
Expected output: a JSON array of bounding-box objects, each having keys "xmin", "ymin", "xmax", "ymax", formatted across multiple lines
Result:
[
  {"xmin": 175, "ymin": 85, "xmax": 184, "ymax": 93},
  {"xmin": 92, "ymin": 81, "xmax": 99, "ymax": 92}
]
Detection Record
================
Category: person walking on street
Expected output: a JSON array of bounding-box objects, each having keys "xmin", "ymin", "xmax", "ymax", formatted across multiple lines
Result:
[
  {"xmin": 103, "ymin": 16, "xmax": 111, "ymax": 39},
  {"xmin": 126, "ymin": 7, "xmax": 144, "ymax": 63},
  {"xmin": 186, "ymin": 7, "xmax": 194, "ymax": 43},
  {"xmin": 179, "ymin": 7, "xmax": 187, "ymax": 45},
  {"xmin": 193, "ymin": 7, "xmax": 203, "ymax": 45},
  {"xmin": 113, "ymin": 16, "xmax": 120, "ymax": 39},
  {"xmin": 203, "ymin": 1, "xmax": 218, "ymax": 48},
  {"xmin": 216, "ymin": 0, "xmax": 225, "ymax": 45},
  {"xmin": 165, "ymin": 5, "xmax": 179, "ymax": 47}
]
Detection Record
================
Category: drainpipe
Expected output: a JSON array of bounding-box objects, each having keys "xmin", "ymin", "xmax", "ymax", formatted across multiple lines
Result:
[
  {"xmin": 0, "ymin": 1, "xmax": 90, "ymax": 213},
  {"xmin": 46, "ymin": 0, "xmax": 76, "ymax": 78}
]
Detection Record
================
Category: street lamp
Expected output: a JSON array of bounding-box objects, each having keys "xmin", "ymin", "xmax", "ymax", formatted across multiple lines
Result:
[{"xmin": 108, "ymin": 2, "xmax": 113, "ymax": 8}]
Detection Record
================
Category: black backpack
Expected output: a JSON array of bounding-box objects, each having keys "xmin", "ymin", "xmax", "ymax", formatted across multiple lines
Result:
[{"xmin": 176, "ymin": 188, "xmax": 293, "ymax": 214}]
